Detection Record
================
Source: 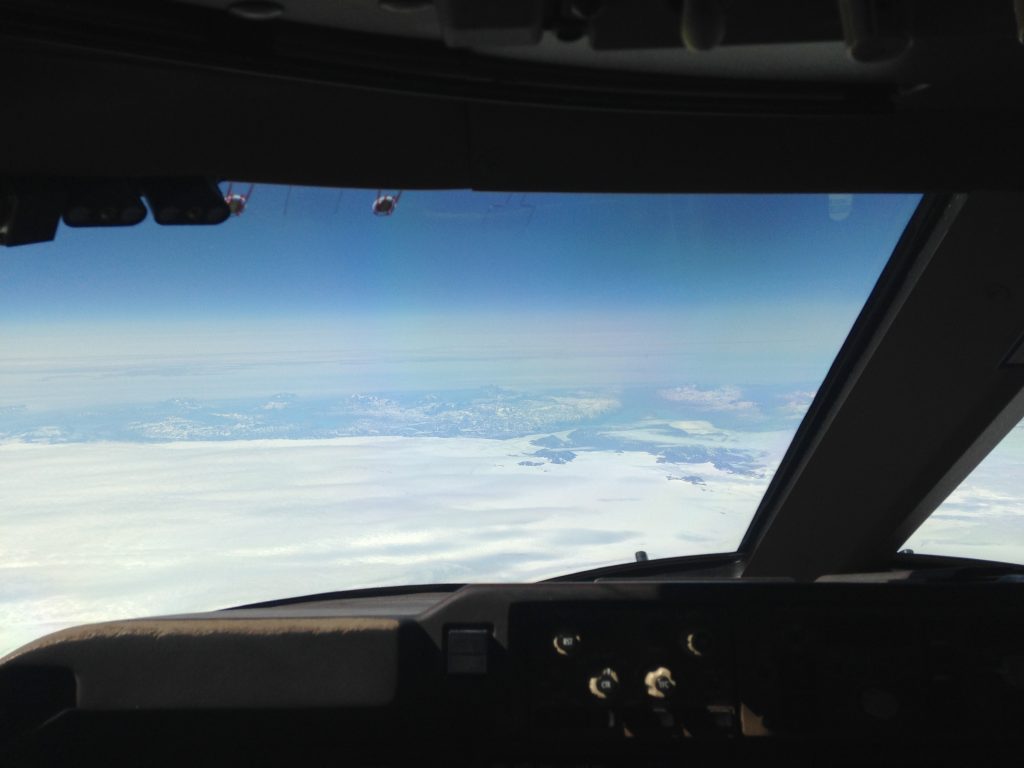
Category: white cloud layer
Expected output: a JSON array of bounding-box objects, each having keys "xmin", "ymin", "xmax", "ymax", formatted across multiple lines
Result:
[
  {"xmin": 0, "ymin": 435, "xmax": 778, "ymax": 657},
  {"xmin": 658, "ymin": 385, "xmax": 758, "ymax": 413}
]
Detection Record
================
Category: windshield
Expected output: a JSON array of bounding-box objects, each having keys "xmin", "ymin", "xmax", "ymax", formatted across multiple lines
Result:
[
  {"xmin": 903, "ymin": 419, "xmax": 1024, "ymax": 565},
  {"xmin": 0, "ymin": 187, "xmax": 920, "ymax": 655}
]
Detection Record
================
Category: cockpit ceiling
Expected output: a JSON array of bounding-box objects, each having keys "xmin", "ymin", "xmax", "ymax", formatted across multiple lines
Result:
[{"xmin": 176, "ymin": 0, "xmax": 1024, "ymax": 83}]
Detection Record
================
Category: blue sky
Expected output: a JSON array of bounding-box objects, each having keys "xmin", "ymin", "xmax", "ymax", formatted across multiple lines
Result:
[
  {"xmin": 0, "ymin": 188, "xmax": 919, "ymax": 318},
  {"xmin": 0, "ymin": 188, "xmax": 920, "ymax": 406}
]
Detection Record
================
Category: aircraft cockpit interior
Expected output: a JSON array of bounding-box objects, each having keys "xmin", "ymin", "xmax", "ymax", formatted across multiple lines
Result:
[{"xmin": 3, "ymin": 1, "xmax": 1024, "ymax": 765}]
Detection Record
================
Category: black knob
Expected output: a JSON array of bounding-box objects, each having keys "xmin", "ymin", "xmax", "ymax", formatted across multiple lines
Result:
[
  {"xmin": 644, "ymin": 667, "xmax": 677, "ymax": 699},
  {"xmin": 685, "ymin": 630, "xmax": 712, "ymax": 658},
  {"xmin": 553, "ymin": 632, "xmax": 581, "ymax": 657},
  {"xmin": 588, "ymin": 668, "xmax": 619, "ymax": 700}
]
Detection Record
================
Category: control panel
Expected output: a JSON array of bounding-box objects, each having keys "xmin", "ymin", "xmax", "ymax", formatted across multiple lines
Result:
[
  {"xmin": 7, "ymin": 581, "xmax": 1024, "ymax": 766},
  {"xmin": 497, "ymin": 584, "xmax": 1024, "ymax": 748},
  {"xmin": 509, "ymin": 601, "xmax": 736, "ymax": 741}
]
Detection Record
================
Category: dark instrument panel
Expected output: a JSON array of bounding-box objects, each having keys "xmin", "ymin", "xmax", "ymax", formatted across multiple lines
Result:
[
  {"xmin": 3, "ymin": 581, "xmax": 1023, "ymax": 766},
  {"xmin": 510, "ymin": 600, "xmax": 737, "ymax": 740}
]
